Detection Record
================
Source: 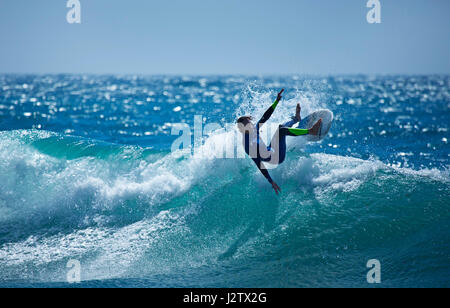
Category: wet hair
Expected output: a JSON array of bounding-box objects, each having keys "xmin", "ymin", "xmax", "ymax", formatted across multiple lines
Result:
[{"xmin": 236, "ymin": 116, "xmax": 252, "ymax": 125}]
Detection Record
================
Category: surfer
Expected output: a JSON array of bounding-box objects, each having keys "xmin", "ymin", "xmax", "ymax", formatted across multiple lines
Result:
[{"xmin": 237, "ymin": 89, "xmax": 322, "ymax": 195}]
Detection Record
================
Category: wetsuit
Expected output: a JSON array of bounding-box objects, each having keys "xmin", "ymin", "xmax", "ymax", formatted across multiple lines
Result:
[{"xmin": 242, "ymin": 99, "xmax": 309, "ymax": 184}]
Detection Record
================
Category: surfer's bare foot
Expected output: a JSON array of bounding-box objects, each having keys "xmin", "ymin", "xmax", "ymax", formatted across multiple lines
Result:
[
  {"xmin": 309, "ymin": 118, "xmax": 322, "ymax": 136},
  {"xmin": 295, "ymin": 104, "xmax": 301, "ymax": 122}
]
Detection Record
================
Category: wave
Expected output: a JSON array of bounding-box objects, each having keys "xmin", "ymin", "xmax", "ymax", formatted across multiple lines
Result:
[
  {"xmin": 0, "ymin": 82, "xmax": 448, "ymax": 285},
  {"xmin": 0, "ymin": 128, "xmax": 448, "ymax": 285}
]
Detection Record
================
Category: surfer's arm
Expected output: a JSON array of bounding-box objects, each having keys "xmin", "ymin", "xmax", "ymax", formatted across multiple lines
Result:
[
  {"xmin": 252, "ymin": 158, "xmax": 273, "ymax": 184},
  {"xmin": 256, "ymin": 89, "xmax": 284, "ymax": 129},
  {"xmin": 252, "ymin": 159, "xmax": 281, "ymax": 195}
]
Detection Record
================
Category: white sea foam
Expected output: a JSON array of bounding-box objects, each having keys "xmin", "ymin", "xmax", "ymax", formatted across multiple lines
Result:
[{"xmin": 0, "ymin": 88, "xmax": 448, "ymax": 282}]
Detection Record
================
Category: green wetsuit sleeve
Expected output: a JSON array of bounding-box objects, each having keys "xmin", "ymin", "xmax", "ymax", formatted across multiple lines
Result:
[{"xmin": 257, "ymin": 98, "xmax": 280, "ymax": 129}]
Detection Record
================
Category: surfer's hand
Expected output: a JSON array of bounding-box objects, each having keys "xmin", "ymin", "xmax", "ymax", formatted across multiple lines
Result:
[
  {"xmin": 271, "ymin": 181, "xmax": 281, "ymax": 195},
  {"xmin": 277, "ymin": 89, "xmax": 284, "ymax": 101}
]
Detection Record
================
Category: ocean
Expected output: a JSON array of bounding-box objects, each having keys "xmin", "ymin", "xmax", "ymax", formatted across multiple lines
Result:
[{"xmin": 0, "ymin": 74, "xmax": 448, "ymax": 287}]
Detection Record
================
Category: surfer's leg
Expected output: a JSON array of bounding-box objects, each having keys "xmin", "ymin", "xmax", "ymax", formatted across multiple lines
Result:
[
  {"xmin": 280, "ymin": 127, "xmax": 309, "ymax": 136},
  {"xmin": 268, "ymin": 126, "xmax": 289, "ymax": 164},
  {"xmin": 282, "ymin": 118, "xmax": 297, "ymax": 128},
  {"xmin": 267, "ymin": 105, "xmax": 304, "ymax": 164},
  {"xmin": 281, "ymin": 118, "xmax": 323, "ymax": 137},
  {"xmin": 282, "ymin": 103, "xmax": 301, "ymax": 127},
  {"xmin": 295, "ymin": 103, "xmax": 301, "ymax": 122},
  {"xmin": 269, "ymin": 122, "xmax": 318, "ymax": 164},
  {"xmin": 268, "ymin": 125, "xmax": 306, "ymax": 165},
  {"xmin": 277, "ymin": 126, "xmax": 288, "ymax": 164}
]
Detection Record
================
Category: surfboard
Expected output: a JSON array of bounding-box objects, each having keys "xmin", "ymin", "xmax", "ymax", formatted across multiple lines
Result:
[{"xmin": 296, "ymin": 109, "xmax": 333, "ymax": 142}]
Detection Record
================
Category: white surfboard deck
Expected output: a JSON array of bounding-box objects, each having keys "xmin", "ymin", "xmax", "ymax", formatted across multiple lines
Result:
[{"xmin": 296, "ymin": 109, "xmax": 333, "ymax": 142}]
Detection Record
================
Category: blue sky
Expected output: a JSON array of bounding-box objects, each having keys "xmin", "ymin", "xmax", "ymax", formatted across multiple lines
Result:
[{"xmin": 0, "ymin": 0, "xmax": 449, "ymax": 75}]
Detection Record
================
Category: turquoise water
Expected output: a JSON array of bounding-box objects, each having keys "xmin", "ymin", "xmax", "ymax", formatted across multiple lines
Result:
[{"xmin": 0, "ymin": 75, "xmax": 449, "ymax": 287}]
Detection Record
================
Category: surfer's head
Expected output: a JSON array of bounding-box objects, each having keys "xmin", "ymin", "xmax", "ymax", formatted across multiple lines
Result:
[{"xmin": 236, "ymin": 116, "xmax": 253, "ymax": 134}]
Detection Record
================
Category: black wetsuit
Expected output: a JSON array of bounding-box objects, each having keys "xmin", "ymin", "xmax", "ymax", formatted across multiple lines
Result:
[{"xmin": 242, "ymin": 99, "xmax": 308, "ymax": 184}]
